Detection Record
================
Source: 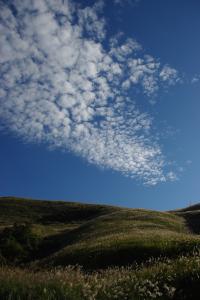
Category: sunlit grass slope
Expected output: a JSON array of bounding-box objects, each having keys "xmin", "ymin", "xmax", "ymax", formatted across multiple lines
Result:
[
  {"xmin": 1, "ymin": 197, "xmax": 200, "ymax": 269},
  {"xmin": 44, "ymin": 209, "xmax": 200, "ymax": 268}
]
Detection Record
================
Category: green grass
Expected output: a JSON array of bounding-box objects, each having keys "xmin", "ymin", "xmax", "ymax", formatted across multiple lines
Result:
[
  {"xmin": 39, "ymin": 209, "xmax": 199, "ymax": 269},
  {"xmin": 0, "ymin": 196, "xmax": 116, "ymax": 228},
  {"xmin": 1, "ymin": 253, "xmax": 200, "ymax": 299},
  {"xmin": 1, "ymin": 196, "xmax": 200, "ymax": 298},
  {"xmin": 1, "ymin": 196, "xmax": 200, "ymax": 269}
]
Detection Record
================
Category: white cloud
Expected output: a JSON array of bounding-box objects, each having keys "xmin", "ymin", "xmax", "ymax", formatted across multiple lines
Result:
[
  {"xmin": 0, "ymin": 0, "xmax": 180, "ymax": 185},
  {"xmin": 166, "ymin": 171, "xmax": 178, "ymax": 182},
  {"xmin": 159, "ymin": 65, "xmax": 179, "ymax": 85},
  {"xmin": 78, "ymin": 1, "xmax": 105, "ymax": 41},
  {"xmin": 120, "ymin": 55, "xmax": 179, "ymax": 96},
  {"xmin": 191, "ymin": 76, "xmax": 200, "ymax": 84}
]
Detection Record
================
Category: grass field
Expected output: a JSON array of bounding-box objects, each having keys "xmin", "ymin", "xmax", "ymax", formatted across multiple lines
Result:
[
  {"xmin": 1, "ymin": 253, "xmax": 200, "ymax": 299},
  {"xmin": 0, "ymin": 196, "xmax": 200, "ymax": 299}
]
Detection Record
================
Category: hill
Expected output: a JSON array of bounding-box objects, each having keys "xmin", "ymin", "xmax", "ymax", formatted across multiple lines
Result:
[
  {"xmin": 0, "ymin": 196, "xmax": 117, "ymax": 233},
  {"xmin": 0, "ymin": 196, "xmax": 200, "ymax": 269},
  {"xmin": 1, "ymin": 197, "xmax": 200, "ymax": 299},
  {"xmin": 172, "ymin": 203, "xmax": 200, "ymax": 235}
]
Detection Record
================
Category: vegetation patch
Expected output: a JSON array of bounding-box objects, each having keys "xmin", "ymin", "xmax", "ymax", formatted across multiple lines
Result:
[
  {"xmin": 1, "ymin": 197, "xmax": 200, "ymax": 298},
  {"xmin": 1, "ymin": 253, "xmax": 200, "ymax": 299}
]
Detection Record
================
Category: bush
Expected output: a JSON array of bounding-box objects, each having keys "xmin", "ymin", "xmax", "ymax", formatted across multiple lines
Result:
[{"xmin": 0, "ymin": 223, "xmax": 41, "ymax": 262}]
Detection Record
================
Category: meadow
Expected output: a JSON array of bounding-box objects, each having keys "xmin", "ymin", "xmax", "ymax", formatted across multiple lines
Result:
[{"xmin": 0, "ymin": 197, "xmax": 200, "ymax": 299}]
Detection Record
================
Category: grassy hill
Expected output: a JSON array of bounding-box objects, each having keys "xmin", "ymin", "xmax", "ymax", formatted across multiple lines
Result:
[
  {"xmin": 0, "ymin": 196, "xmax": 200, "ymax": 268},
  {"xmin": 42, "ymin": 209, "xmax": 198, "ymax": 269},
  {"xmin": 173, "ymin": 204, "xmax": 200, "ymax": 234},
  {"xmin": 0, "ymin": 196, "xmax": 117, "ymax": 235},
  {"xmin": 1, "ymin": 197, "xmax": 200, "ymax": 299}
]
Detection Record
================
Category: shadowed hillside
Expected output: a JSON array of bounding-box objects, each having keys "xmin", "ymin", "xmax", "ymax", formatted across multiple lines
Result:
[
  {"xmin": 0, "ymin": 196, "xmax": 117, "ymax": 225},
  {"xmin": 1, "ymin": 196, "xmax": 200, "ymax": 269},
  {"xmin": 173, "ymin": 203, "xmax": 200, "ymax": 234},
  {"xmin": 0, "ymin": 196, "xmax": 118, "ymax": 236}
]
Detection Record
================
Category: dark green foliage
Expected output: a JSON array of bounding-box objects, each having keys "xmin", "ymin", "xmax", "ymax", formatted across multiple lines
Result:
[
  {"xmin": 0, "ymin": 223, "xmax": 41, "ymax": 262},
  {"xmin": 1, "ymin": 238, "xmax": 25, "ymax": 261}
]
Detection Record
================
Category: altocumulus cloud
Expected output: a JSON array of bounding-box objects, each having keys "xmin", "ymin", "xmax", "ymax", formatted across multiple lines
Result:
[{"xmin": 0, "ymin": 0, "xmax": 179, "ymax": 185}]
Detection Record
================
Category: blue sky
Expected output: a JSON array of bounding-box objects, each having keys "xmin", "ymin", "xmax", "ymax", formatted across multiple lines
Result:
[{"xmin": 0, "ymin": 0, "xmax": 200, "ymax": 210}]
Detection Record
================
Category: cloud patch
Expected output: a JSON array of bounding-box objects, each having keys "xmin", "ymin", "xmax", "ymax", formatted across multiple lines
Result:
[
  {"xmin": 113, "ymin": 0, "xmax": 141, "ymax": 7},
  {"xmin": 0, "ymin": 0, "xmax": 179, "ymax": 185}
]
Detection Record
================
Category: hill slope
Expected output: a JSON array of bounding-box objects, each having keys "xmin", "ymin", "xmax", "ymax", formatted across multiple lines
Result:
[
  {"xmin": 173, "ymin": 203, "xmax": 200, "ymax": 234},
  {"xmin": 0, "ymin": 197, "xmax": 200, "ymax": 269},
  {"xmin": 1, "ymin": 197, "xmax": 200, "ymax": 299},
  {"xmin": 0, "ymin": 196, "xmax": 117, "ymax": 236}
]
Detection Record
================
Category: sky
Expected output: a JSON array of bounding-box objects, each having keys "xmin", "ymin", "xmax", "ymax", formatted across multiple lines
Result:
[{"xmin": 0, "ymin": 0, "xmax": 200, "ymax": 210}]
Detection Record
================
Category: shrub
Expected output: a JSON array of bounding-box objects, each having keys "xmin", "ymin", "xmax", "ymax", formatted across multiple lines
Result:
[{"xmin": 0, "ymin": 223, "xmax": 41, "ymax": 262}]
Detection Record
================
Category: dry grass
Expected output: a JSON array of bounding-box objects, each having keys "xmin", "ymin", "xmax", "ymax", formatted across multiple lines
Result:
[{"xmin": 1, "ymin": 252, "xmax": 200, "ymax": 299}]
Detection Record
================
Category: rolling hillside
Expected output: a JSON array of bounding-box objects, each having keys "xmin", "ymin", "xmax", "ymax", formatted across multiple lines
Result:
[
  {"xmin": 1, "ymin": 196, "xmax": 200, "ymax": 269},
  {"xmin": 1, "ymin": 197, "xmax": 200, "ymax": 299}
]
